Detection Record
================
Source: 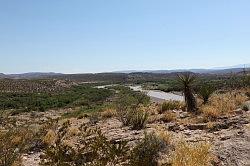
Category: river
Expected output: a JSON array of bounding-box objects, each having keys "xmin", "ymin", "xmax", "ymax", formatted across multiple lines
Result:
[
  {"xmin": 97, "ymin": 84, "xmax": 184, "ymax": 103},
  {"xmin": 129, "ymin": 85, "xmax": 184, "ymax": 103}
]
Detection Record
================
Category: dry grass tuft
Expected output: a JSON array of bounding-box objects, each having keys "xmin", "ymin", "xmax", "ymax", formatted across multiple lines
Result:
[
  {"xmin": 201, "ymin": 105, "xmax": 220, "ymax": 121},
  {"xmin": 171, "ymin": 141, "xmax": 212, "ymax": 166},
  {"xmin": 160, "ymin": 100, "xmax": 185, "ymax": 113},
  {"xmin": 43, "ymin": 129, "xmax": 57, "ymax": 146},
  {"xmin": 101, "ymin": 108, "xmax": 117, "ymax": 119},
  {"xmin": 200, "ymin": 92, "xmax": 248, "ymax": 121},
  {"xmin": 67, "ymin": 126, "xmax": 80, "ymax": 137},
  {"xmin": 206, "ymin": 121, "xmax": 216, "ymax": 129},
  {"xmin": 161, "ymin": 112, "xmax": 177, "ymax": 123},
  {"xmin": 209, "ymin": 92, "xmax": 247, "ymax": 112},
  {"xmin": 156, "ymin": 129, "xmax": 172, "ymax": 145}
]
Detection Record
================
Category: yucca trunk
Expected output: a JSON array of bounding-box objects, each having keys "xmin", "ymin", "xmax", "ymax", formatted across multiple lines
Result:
[
  {"xmin": 178, "ymin": 73, "xmax": 197, "ymax": 112},
  {"xmin": 183, "ymin": 86, "xmax": 197, "ymax": 112}
]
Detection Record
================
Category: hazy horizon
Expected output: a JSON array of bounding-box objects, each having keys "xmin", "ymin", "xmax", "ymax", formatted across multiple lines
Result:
[{"xmin": 1, "ymin": 0, "xmax": 250, "ymax": 73}]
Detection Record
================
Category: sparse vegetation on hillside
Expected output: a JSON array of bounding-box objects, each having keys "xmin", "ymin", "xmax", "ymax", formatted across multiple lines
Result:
[{"xmin": 0, "ymin": 73, "xmax": 249, "ymax": 166}]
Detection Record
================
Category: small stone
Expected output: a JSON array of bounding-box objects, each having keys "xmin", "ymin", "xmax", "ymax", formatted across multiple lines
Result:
[{"xmin": 186, "ymin": 123, "xmax": 207, "ymax": 130}]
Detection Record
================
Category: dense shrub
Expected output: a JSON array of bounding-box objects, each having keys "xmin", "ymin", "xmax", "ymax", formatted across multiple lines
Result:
[{"xmin": 0, "ymin": 85, "xmax": 113, "ymax": 112}]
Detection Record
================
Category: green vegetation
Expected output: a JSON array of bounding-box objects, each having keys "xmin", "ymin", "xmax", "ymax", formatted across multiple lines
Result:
[
  {"xmin": 197, "ymin": 83, "xmax": 215, "ymax": 104},
  {"xmin": 0, "ymin": 85, "xmax": 113, "ymax": 112},
  {"xmin": 130, "ymin": 109, "xmax": 149, "ymax": 130},
  {"xmin": 114, "ymin": 86, "xmax": 150, "ymax": 129}
]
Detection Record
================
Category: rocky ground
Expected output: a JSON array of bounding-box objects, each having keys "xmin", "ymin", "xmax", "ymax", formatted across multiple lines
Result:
[
  {"xmin": 11, "ymin": 102, "xmax": 248, "ymax": 166},
  {"xmin": 0, "ymin": 99, "xmax": 248, "ymax": 166}
]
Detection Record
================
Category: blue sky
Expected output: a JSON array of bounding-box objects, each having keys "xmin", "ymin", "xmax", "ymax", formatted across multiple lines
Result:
[{"xmin": 0, "ymin": 0, "xmax": 250, "ymax": 73}]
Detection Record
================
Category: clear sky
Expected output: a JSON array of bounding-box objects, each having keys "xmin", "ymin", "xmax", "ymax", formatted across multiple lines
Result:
[{"xmin": 0, "ymin": 0, "xmax": 250, "ymax": 74}]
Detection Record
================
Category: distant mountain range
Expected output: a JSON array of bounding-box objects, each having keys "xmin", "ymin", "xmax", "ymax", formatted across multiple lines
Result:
[
  {"xmin": 0, "ymin": 64, "xmax": 249, "ymax": 79},
  {"xmin": 0, "ymin": 72, "xmax": 63, "ymax": 79},
  {"xmin": 114, "ymin": 64, "xmax": 250, "ymax": 74}
]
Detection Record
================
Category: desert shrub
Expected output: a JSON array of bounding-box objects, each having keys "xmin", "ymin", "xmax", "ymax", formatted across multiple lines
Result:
[
  {"xmin": 160, "ymin": 100, "xmax": 183, "ymax": 113},
  {"xmin": 80, "ymin": 129, "xmax": 130, "ymax": 165},
  {"xmin": 116, "ymin": 94, "xmax": 139, "ymax": 126},
  {"xmin": 41, "ymin": 122, "xmax": 130, "ymax": 166},
  {"xmin": 118, "ymin": 108, "xmax": 149, "ymax": 130},
  {"xmin": 115, "ymin": 88, "xmax": 150, "ymax": 129},
  {"xmin": 171, "ymin": 141, "xmax": 211, "ymax": 166},
  {"xmin": 197, "ymin": 84, "xmax": 215, "ymax": 104},
  {"xmin": 115, "ymin": 86, "xmax": 150, "ymax": 125},
  {"xmin": 40, "ymin": 121, "xmax": 75, "ymax": 166},
  {"xmin": 130, "ymin": 109, "xmax": 149, "ymax": 130},
  {"xmin": 129, "ymin": 132, "xmax": 166, "ymax": 166},
  {"xmin": 0, "ymin": 127, "xmax": 33, "ymax": 166},
  {"xmin": 161, "ymin": 112, "xmax": 177, "ymax": 123}
]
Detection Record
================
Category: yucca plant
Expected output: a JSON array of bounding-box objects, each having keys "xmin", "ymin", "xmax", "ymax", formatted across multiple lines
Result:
[
  {"xmin": 198, "ymin": 83, "xmax": 215, "ymax": 104},
  {"xmin": 178, "ymin": 73, "xmax": 197, "ymax": 112}
]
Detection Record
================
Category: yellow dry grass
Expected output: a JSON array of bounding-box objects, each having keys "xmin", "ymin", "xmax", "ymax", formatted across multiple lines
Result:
[
  {"xmin": 43, "ymin": 129, "xmax": 57, "ymax": 146},
  {"xmin": 200, "ymin": 91, "xmax": 248, "ymax": 121},
  {"xmin": 101, "ymin": 108, "xmax": 117, "ymax": 118},
  {"xmin": 156, "ymin": 129, "xmax": 172, "ymax": 145},
  {"xmin": 160, "ymin": 100, "xmax": 185, "ymax": 113},
  {"xmin": 171, "ymin": 141, "xmax": 212, "ymax": 166},
  {"xmin": 201, "ymin": 105, "xmax": 220, "ymax": 121},
  {"xmin": 67, "ymin": 126, "xmax": 80, "ymax": 136},
  {"xmin": 161, "ymin": 112, "xmax": 177, "ymax": 123}
]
